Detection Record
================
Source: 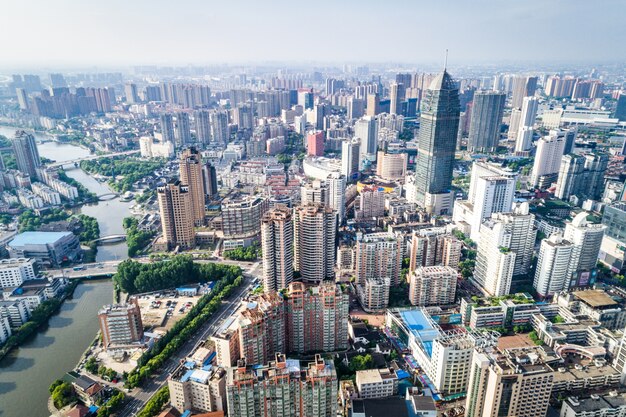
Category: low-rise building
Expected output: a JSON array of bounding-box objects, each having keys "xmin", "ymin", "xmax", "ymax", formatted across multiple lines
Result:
[
  {"xmin": 0, "ymin": 299, "xmax": 30, "ymax": 328},
  {"xmin": 0, "ymin": 258, "xmax": 37, "ymax": 288},
  {"xmin": 561, "ymin": 393, "xmax": 626, "ymax": 417},
  {"xmin": 355, "ymin": 368, "xmax": 398, "ymax": 399},
  {"xmin": 0, "ymin": 315, "xmax": 10, "ymax": 345}
]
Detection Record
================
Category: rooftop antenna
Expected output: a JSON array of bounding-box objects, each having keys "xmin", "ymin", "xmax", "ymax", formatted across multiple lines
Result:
[{"xmin": 444, "ymin": 49, "xmax": 449, "ymax": 72}]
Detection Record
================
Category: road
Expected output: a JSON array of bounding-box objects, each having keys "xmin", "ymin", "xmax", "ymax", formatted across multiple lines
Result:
[{"xmin": 116, "ymin": 273, "xmax": 256, "ymax": 417}]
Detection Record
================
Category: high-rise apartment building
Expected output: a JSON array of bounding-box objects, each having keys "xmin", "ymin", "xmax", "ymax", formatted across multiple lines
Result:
[
  {"xmin": 409, "ymin": 265, "xmax": 458, "ymax": 306},
  {"xmin": 409, "ymin": 229, "xmax": 462, "ymax": 271},
  {"xmin": 514, "ymin": 96, "xmax": 539, "ymax": 153},
  {"xmin": 326, "ymin": 173, "xmax": 346, "ymax": 223},
  {"xmin": 414, "ymin": 70, "xmax": 460, "ymax": 215},
  {"xmin": 306, "ymin": 130, "xmax": 324, "ymax": 156},
  {"xmin": 341, "ymin": 139, "xmax": 361, "ymax": 181},
  {"xmin": 98, "ymin": 299, "xmax": 144, "ymax": 349},
  {"xmin": 530, "ymin": 130, "xmax": 566, "ymax": 188},
  {"xmin": 467, "ymin": 91, "xmax": 506, "ymax": 152},
  {"xmin": 194, "ymin": 109, "xmax": 211, "ymax": 144},
  {"xmin": 261, "ymin": 206, "xmax": 293, "ymax": 293},
  {"xmin": 202, "ymin": 162, "xmax": 218, "ymax": 200},
  {"xmin": 564, "ymin": 212, "xmax": 605, "ymax": 273},
  {"xmin": 221, "ymin": 196, "xmax": 269, "ymax": 239},
  {"xmin": 124, "ymin": 83, "xmax": 139, "ymax": 104},
  {"xmin": 179, "ymin": 147, "xmax": 205, "ymax": 226},
  {"xmin": 160, "ymin": 113, "xmax": 176, "ymax": 144},
  {"xmin": 355, "ymin": 186, "xmax": 385, "ymax": 220},
  {"xmin": 615, "ymin": 93, "xmax": 626, "ymax": 122},
  {"xmin": 555, "ymin": 153, "xmax": 608, "ymax": 202},
  {"xmin": 11, "ymin": 130, "xmax": 41, "ymax": 178},
  {"xmin": 510, "ymin": 75, "xmax": 538, "ymax": 109},
  {"xmin": 226, "ymin": 354, "xmax": 338, "ymax": 417},
  {"xmin": 389, "ymin": 82, "xmax": 406, "ymax": 115},
  {"xmin": 465, "ymin": 347, "xmax": 554, "ymax": 417},
  {"xmin": 157, "ymin": 179, "xmax": 196, "ymax": 250},
  {"xmin": 176, "ymin": 112, "xmax": 192, "ymax": 146},
  {"xmin": 355, "ymin": 232, "xmax": 402, "ymax": 286},
  {"xmin": 210, "ymin": 110, "xmax": 229, "ymax": 146},
  {"xmin": 293, "ymin": 203, "xmax": 337, "ymax": 282},
  {"xmin": 453, "ymin": 161, "xmax": 516, "ymax": 241},
  {"xmin": 533, "ymin": 232, "xmax": 576, "ymax": 298},
  {"xmin": 168, "ymin": 361, "xmax": 226, "ymax": 414}
]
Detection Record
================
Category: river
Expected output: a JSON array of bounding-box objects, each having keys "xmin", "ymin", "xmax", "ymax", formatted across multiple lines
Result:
[{"xmin": 0, "ymin": 126, "xmax": 133, "ymax": 417}]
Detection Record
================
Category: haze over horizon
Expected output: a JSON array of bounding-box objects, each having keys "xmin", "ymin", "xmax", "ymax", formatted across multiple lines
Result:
[{"xmin": 2, "ymin": 0, "xmax": 626, "ymax": 70}]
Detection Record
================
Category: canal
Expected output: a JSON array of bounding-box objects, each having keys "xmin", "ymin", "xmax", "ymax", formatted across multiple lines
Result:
[{"xmin": 0, "ymin": 126, "xmax": 132, "ymax": 417}]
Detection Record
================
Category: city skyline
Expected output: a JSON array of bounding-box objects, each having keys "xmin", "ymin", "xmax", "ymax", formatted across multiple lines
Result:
[{"xmin": 1, "ymin": 0, "xmax": 626, "ymax": 69}]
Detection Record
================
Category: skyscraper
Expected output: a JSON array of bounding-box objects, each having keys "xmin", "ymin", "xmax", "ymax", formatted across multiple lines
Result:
[
  {"xmin": 261, "ymin": 206, "xmax": 294, "ymax": 293},
  {"xmin": 210, "ymin": 110, "xmax": 229, "ymax": 145},
  {"xmin": 355, "ymin": 232, "xmax": 402, "ymax": 286},
  {"xmin": 194, "ymin": 109, "xmax": 211, "ymax": 144},
  {"xmin": 202, "ymin": 161, "xmax": 218, "ymax": 200},
  {"xmin": 467, "ymin": 91, "xmax": 506, "ymax": 152},
  {"xmin": 354, "ymin": 116, "xmax": 377, "ymax": 164},
  {"xmin": 293, "ymin": 203, "xmax": 337, "ymax": 283},
  {"xmin": 98, "ymin": 299, "xmax": 144, "ymax": 349},
  {"xmin": 510, "ymin": 75, "xmax": 538, "ymax": 109},
  {"xmin": 124, "ymin": 83, "xmax": 139, "ymax": 104},
  {"xmin": 389, "ymin": 82, "xmax": 405, "ymax": 115},
  {"xmin": 11, "ymin": 130, "xmax": 41, "ymax": 178},
  {"xmin": 157, "ymin": 179, "xmax": 196, "ymax": 250},
  {"xmin": 564, "ymin": 212, "xmax": 605, "ymax": 273},
  {"xmin": 176, "ymin": 112, "xmax": 192, "ymax": 146},
  {"xmin": 533, "ymin": 232, "xmax": 576, "ymax": 298},
  {"xmin": 530, "ymin": 130, "xmax": 566, "ymax": 188},
  {"xmin": 514, "ymin": 96, "xmax": 539, "ymax": 152},
  {"xmin": 179, "ymin": 147, "xmax": 205, "ymax": 226},
  {"xmin": 160, "ymin": 113, "xmax": 175, "ymax": 144},
  {"xmin": 555, "ymin": 153, "xmax": 609, "ymax": 202},
  {"xmin": 414, "ymin": 70, "xmax": 460, "ymax": 215},
  {"xmin": 615, "ymin": 93, "xmax": 626, "ymax": 122},
  {"xmin": 326, "ymin": 173, "xmax": 346, "ymax": 223},
  {"xmin": 341, "ymin": 138, "xmax": 360, "ymax": 180}
]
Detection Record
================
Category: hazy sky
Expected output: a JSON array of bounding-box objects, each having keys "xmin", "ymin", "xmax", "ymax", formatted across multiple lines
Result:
[{"xmin": 2, "ymin": 0, "xmax": 625, "ymax": 68}]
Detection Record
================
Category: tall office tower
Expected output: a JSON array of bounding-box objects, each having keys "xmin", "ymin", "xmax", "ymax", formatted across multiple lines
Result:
[
  {"xmin": 11, "ymin": 130, "xmax": 41, "ymax": 178},
  {"xmin": 355, "ymin": 187, "xmax": 385, "ymax": 219},
  {"xmin": 175, "ymin": 112, "xmax": 192, "ymax": 146},
  {"xmin": 179, "ymin": 147, "xmax": 205, "ymax": 226},
  {"xmin": 615, "ymin": 93, "xmax": 626, "ymax": 122},
  {"xmin": 98, "ymin": 299, "xmax": 144, "ymax": 349},
  {"xmin": 514, "ymin": 96, "xmax": 539, "ymax": 152},
  {"xmin": 124, "ymin": 83, "xmax": 139, "ymax": 104},
  {"xmin": 530, "ymin": 131, "xmax": 566, "ymax": 188},
  {"xmin": 341, "ymin": 138, "xmax": 360, "ymax": 180},
  {"xmin": 201, "ymin": 161, "xmax": 218, "ymax": 200},
  {"xmin": 226, "ymin": 354, "xmax": 338, "ymax": 417},
  {"xmin": 354, "ymin": 116, "xmax": 377, "ymax": 164},
  {"xmin": 366, "ymin": 93, "xmax": 380, "ymax": 116},
  {"xmin": 564, "ymin": 212, "xmax": 605, "ymax": 273},
  {"xmin": 49, "ymin": 73, "xmax": 67, "ymax": 88},
  {"xmin": 355, "ymin": 232, "xmax": 402, "ymax": 285},
  {"xmin": 453, "ymin": 161, "xmax": 516, "ymax": 241},
  {"xmin": 510, "ymin": 75, "xmax": 538, "ymax": 109},
  {"xmin": 414, "ymin": 70, "xmax": 460, "ymax": 215},
  {"xmin": 347, "ymin": 96, "xmax": 365, "ymax": 119},
  {"xmin": 389, "ymin": 82, "xmax": 405, "ymax": 115},
  {"xmin": 210, "ymin": 110, "xmax": 229, "ymax": 146},
  {"xmin": 465, "ymin": 347, "xmax": 554, "ymax": 417},
  {"xmin": 376, "ymin": 151, "xmax": 408, "ymax": 181},
  {"xmin": 293, "ymin": 203, "xmax": 337, "ymax": 283},
  {"xmin": 555, "ymin": 152, "xmax": 609, "ymax": 202},
  {"xmin": 326, "ymin": 173, "xmax": 346, "ymax": 223},
  {"xmin": 157, "ymin": 179, "xmax": 196, "ymax": 250},
  {"xmin": 467, "ymin": 91, "xmax": 506, "ymax": 152},
  {"xmin": 194, "ymin": 109, "xmax": 211, "ymax": 144},
  {"xmin": 221, "ymin": 196, "xmax": 269, "ymax": 239},
  {"xmin": 408, "ymin": 265, "xmax": 458, "ymax": 306},
  {"xmin": 306, "ymin": 130, "xmax": 324, "ymax": 156},
  {"xmin": 261, "ymin": 206, "xmax": 294, "ymax": 293},
  {"xmin": 533, "ymin": 232, "xmax": 576, "ymax": 298},
  {"xmin": 160, "ymin": 113, "xmax": 175, "ymax": 144},
  {"xmin": 16, "ymin": 88, "xmax": 29, "ymax": 110}
]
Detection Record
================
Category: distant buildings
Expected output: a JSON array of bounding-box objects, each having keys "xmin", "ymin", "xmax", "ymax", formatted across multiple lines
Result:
[
  {"xmin": 97, "ymin": 299, "xmax": 144, "ymax": 349},
  {"xmin": 341, "ymin": 138, "xmax": 360, "ymax": 180},
  {"xmin": 376, "ymin": 151, "xmax": 407, "ymax": 181},
  {"xmin": 157, "ymin": 179, "xmax": 196, "ymax": 250},
  {"xmin": 306, "ymin": 131, "xmax": 324, "ymax": 156},
  {"xmin": 555, "ymin": 153, "xmax": 608, "ymax": 203},
  {"xmin": 414, "ymin": 71, "xmax": 460, "ymax": 215}
]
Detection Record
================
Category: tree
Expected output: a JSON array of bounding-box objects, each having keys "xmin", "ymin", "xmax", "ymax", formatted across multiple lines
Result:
[
  {"xmin": 51, "ymin": 381, "xmax": 75, "ymax": 409},
  {"xmin": 348, "ymin": 354, "xmax": 374, "ymax": 372}
]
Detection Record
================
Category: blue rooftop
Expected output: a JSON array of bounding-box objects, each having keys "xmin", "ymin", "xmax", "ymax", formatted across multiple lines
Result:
[
  {"xmin": 400, "ymin": 310, "xmax": 440, "ymax": 358},
  {"xmin": 9, "ymin": 231, "xmax": 73, "ymax": 247}
]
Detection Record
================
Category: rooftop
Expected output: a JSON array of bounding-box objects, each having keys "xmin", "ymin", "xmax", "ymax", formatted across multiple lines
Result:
[
  {"xmin": 9, "ymin": 231, "xmax": 74, "ymax": 247},
  {"xmin": 573, "ymin": 289, "xmax": 618, "ymax": 308}
]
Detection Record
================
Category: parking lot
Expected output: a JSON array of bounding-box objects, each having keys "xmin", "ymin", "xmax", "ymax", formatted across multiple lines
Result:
[{"xmin": 136, "ymin": 292, "xmax": 200, "ymax": 332}]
